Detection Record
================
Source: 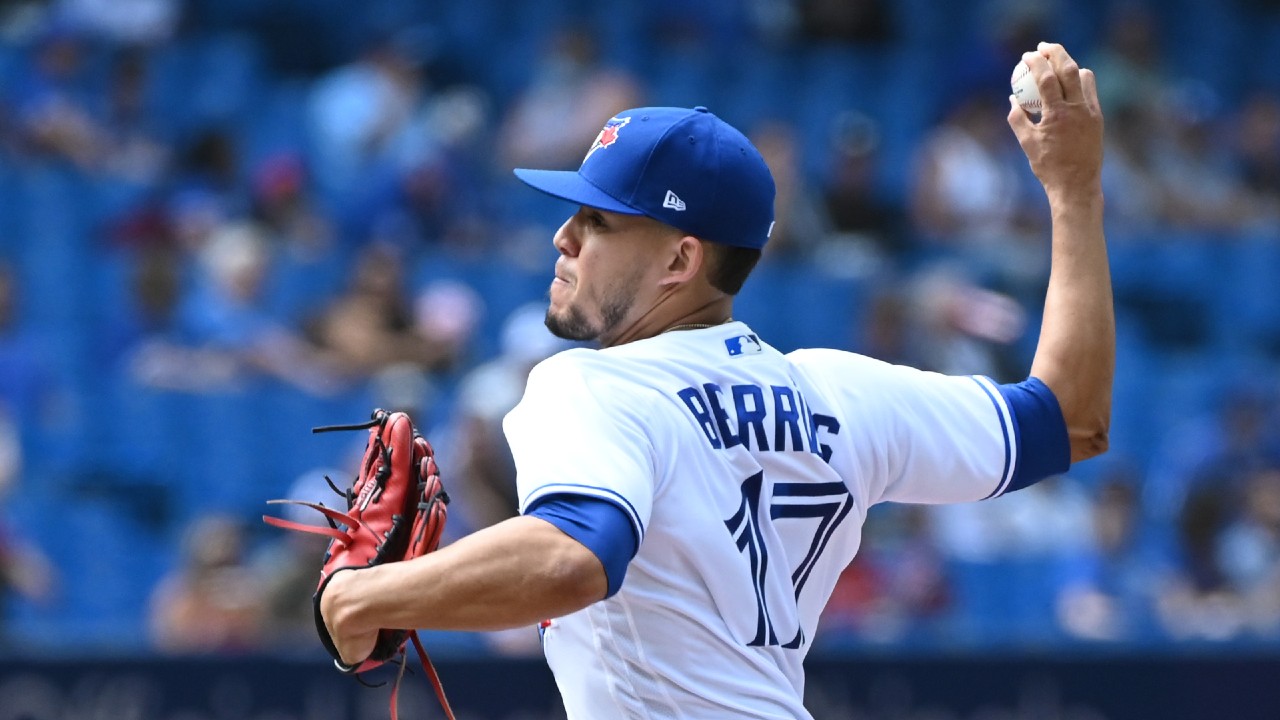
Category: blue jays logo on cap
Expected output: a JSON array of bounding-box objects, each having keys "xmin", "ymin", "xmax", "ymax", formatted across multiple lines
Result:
[{"xmin": 584, "ymin": 116, "xmax": 631, "ymax": 162}]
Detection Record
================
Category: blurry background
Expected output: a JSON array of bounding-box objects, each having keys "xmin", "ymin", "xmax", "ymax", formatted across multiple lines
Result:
[{"xmin": 0, "ymin": 0, "xmax": 1279, "ymax": 717}]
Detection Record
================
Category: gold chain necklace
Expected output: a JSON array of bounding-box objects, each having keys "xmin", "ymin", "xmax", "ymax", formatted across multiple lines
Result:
[{"xmin": 661, "ymin": 318, "xmax": 733, "ymax": 334}]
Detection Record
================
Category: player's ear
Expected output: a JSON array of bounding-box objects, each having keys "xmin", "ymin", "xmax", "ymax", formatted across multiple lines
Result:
[{"xmin": 660, "ymin": 235, "xmax": 703, "ymax": 286}]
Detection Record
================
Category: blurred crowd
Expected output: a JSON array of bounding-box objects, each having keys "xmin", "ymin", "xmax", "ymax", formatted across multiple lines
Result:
[{"xmin": 0, "ymin": 0, "xmax": 1278, "ymax": 657}]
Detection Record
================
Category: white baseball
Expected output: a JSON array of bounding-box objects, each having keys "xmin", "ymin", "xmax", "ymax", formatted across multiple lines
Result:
[{"xmin": 1011, "ymin": 60, "xmax": 1041, "ymax": 116}]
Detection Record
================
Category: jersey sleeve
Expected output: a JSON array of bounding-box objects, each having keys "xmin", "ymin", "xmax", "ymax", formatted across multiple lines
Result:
[
  {"xmin": 503, "ymin": 350, "xmax": 656, "ymax": 545},
  {"xmin": 526, "ymin": 494, "xmax": 639, "ymax": 597},
  {"xmin": 790, "ymin": 349, "xmax": 1065, "ymax": 506}
]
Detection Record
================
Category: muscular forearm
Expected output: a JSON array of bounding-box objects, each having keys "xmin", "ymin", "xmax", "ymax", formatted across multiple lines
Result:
[
  {"xmin": 1030, "ymin": 188, "xmax": 1114, "ymax": 462},
  {"xmin": 1009, "ymin": 44, "xmax": 1114, "ymax": 463},
  {"xmin": 325, "ymin": 515, "xmax": 606, "ymax": 635}
]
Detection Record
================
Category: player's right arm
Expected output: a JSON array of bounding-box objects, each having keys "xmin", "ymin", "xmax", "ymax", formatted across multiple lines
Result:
[
  {"xmin": 1008, "ymin": 43, "xmax": 1113, "ymax": 463},
  {"xmin": 323, "ymin": 352, "xmax": 650, "ymax": 667}
]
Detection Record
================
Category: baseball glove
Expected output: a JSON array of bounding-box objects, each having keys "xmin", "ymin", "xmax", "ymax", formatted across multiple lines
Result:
[{"xmin": 264, "ymin": 408, "xmax": 454, "ymax": 720}]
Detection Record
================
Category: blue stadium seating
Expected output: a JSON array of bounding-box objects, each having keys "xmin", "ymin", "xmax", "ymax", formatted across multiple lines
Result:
[{"xmin": 4, "ymin": 0, "xmax": 1280, "ymax": 655}]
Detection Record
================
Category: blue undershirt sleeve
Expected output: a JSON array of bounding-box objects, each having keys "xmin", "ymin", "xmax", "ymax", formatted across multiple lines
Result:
[
  {"xmin": 525, "ymin": 493, "xmax": 640, "ymax": 598},
  {"xmin": 996, "ymin": 376, "xmax": 1072, "ymax": 494}
]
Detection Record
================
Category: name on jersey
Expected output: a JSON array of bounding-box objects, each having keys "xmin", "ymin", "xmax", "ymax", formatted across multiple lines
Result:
[{"xmin": 676, "ymin": 383, "xmax": 840, "ymax": 462}]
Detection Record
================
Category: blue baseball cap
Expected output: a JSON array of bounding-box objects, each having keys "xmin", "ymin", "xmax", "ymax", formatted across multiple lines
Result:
[{"xmin": 513, "ymin": 106, "xmax": 776, "ymax": 250}]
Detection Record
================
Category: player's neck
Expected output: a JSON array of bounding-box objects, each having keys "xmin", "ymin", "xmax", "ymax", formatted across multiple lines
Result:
[{"xmin": 601, "ymin": 295, "xmax": 734, "ymax": 348}]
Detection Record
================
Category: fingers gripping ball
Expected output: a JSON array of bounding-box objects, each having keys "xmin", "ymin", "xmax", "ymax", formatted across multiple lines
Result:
[
  {"xmin": 1011, "ymin": 60, "xmax": 1042, "ymax": 118},
  {"xmin": 263, "ymin": 408, "xmax": 454, "ymax": 720}
]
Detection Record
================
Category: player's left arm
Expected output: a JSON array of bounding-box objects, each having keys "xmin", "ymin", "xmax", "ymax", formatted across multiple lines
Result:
[{"xmin": 1009, "ymin": 43, "xmax": 1112, "ymax": 463}]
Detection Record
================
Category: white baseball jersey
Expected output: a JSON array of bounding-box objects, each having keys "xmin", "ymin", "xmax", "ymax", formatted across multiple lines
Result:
[{"xmin": 503, "ymin": 321, "xmax": 1022, "ymax": 719}]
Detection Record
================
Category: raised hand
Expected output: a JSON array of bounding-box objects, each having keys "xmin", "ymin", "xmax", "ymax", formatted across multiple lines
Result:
[{"xmin": 1007, "ymin": 42, "xmax": 1105, "ymax": 200}]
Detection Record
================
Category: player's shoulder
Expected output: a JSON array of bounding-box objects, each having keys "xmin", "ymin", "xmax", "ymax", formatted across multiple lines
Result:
[
  {"xmin": 785, "ymin": 348, "xmax": 947, "ymax": 399},
  {"xmin": 786, "ymin": 347, "xmax": 899, "ymax": 375},
  {"xmin": 528, "ymin": 347, "xmax": 606, "ymax": 381},
  {"xmin": 519, "ymin": 348, "xmax": 671, "ymax": 426},
  {"xmin": 526, "ymin": 348, "xmax": 649, "ymax": 397}
]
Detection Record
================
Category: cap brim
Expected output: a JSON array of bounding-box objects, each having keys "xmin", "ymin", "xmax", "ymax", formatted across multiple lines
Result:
[{"xmin": 513, "ymin": 169, "xmax": 643, "ymax": 215}]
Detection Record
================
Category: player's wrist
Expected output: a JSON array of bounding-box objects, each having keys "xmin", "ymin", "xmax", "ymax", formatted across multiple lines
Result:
[
  {"xmin": 322, "ymin": 569, "xmax": 367, "ymax": 637},
  {"xmin": 1046, "ymin": 183, "xmax": 1104, "ymax": 218}
]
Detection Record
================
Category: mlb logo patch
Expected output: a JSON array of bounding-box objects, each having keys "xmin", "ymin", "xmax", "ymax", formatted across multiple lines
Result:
[{"xmin": 725, "ymin": 334, "xmax": 763, "ymax": 357}]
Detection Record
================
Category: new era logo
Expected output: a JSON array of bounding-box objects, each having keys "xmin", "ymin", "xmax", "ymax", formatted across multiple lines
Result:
[
  {"xmin": 663, "ymin": 190, "xmax": 686, "ymax": 211},
  {"xmin": 725, "ymin": 334, "xmax": 762, "ymax": 357}
]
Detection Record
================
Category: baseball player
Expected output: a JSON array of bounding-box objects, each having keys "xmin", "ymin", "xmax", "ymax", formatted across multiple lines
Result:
[{"xmin": 320, "ymin": 43, "xmax": 1111, "ymax": 718}]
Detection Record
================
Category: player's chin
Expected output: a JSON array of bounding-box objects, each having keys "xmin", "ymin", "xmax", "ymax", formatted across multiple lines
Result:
[{"xmin": 545, "ymin": 304, "xmax": 599, "ymax": 342}]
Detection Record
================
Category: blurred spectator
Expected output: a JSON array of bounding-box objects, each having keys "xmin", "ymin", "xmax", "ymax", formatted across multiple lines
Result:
[
  {"xmin": 11, "ymin": 24, "xmax": 105, "ymax": 169},
  {"xmin": 178, "ymin": 221, "xmax": 340, "ymax": 393},
  {"xmin": 930, "ymin": 477, "xmax": 1095, "ymax": 566},
  {"xmin": 304, "ymin": 244, "xmax": 476, "ymax": 380},
  {"xmin": 909, "ymin": 90, "xmax": 1047, "ymax": 286},
  {"xmin": 955, "ymin": 0, "xmax": 1055, "ymax": 104},
  {"xmin": 251, "ymin": 152, "xmax": 333, "ymax": 261},
  {"xmin": 377, "ymin": 86, "xmax": 494, "ymax": 252},
  {"xmin": 929, "ymin": 476, "xmax": 1096, "ymax": 639},
  {"xmin": 436, "ymin": 302, "xmax": 570, "ymax": 538},
  {"xmin": 1089, "ymin": 2, "xmax": 1218, "ymax": 235},
  {"xmin": 1054, "ymin": 472, "xmax": 1159, "ymax": 641},
  {"xmin": 413, "ymin": 278, "xmax": 483, "ymax": 372},
  {"xmin": 856, "ymin": 272, "xmax": 1006, "ymax": 377},
  {"xmin": 434, "ymin": 305, "xmax": 570, "ymax": 659},
  {"xmin": 1145, "ymin": 384, "xmax": 1280, "ymax": 525},
  {"xmin": 1100, "ymin": 103, "xmax": 1174, "ymax": 235},
  {"xmin": 248, "ymin": 152, "xmax": 341, "ymax": 320},
  {"xmin": 820, "ymin": 505, "xmax": 950, "ymax": 644},
  {"xmin": 254, "ymin": 468, "xmax": 342, "ymax": 650},
  {"xmin": 819, "ymin": 111, "xmax": 909, "ymax": 264},
  {"xmin": 497, "ymin": 26, "xmax": 642, "ymax": 172},
  {"xmin": 851, "ymin": 283, "xmax": 913, "ymax": 364},
  {"xmin": 1218, "ymin": 467, "xmax": 1280, "ymax": 636},
  {"xmin": 1097, "ymin": 83, "xmax": 1269, "ymax": 236},
  {"xmin": 168, "ymin": 128, "xmax": 247, "ymax": 252},
  {"xmin": 100, "ymin": 46, "xmax": 170, "ymax": 185},
  {"xmin": 307, "ymin": 28, "xmax": 435, "ymax": 200},
  {"xmin": 0, "ymin": 406, "xmax": 56, "ymax": 647},
  {"xmin": 1151, "ymin": 82, "xmax": 1266, "ymax": 233},
  {"xmin": 1153, "ymin": 443, "xmax": 1280, "ymax": 640},
  {"xmin": 148, "ymin": 514, "xmax": 265, "ymax": 653},
  {"xmin": 1091, "ymin": 2, "xmax": 1168, "ymax": 120},
  {"xmin": 901, "ymin": 265, "xmax": 1027, "ymax": 380},
  {"xmin": 307, "ymin": 25, "xmax": 500, "ymax": 254},
  {"xmin": 751, "ymin": 119, "xmax": 830, "ymax": 259},
  {"xmin": 1156, "ymin": 486, "xmax": 1247, "ymax": 640},
  {"xmin": 119, "ymin": 248, "xmax": 245, "ymax": 391},
  {"xmin": 910, "ymin": 91, "xmax": 1025, "ymax": 242},
  {"xmin": 1233, "ymin": 90, "xmax": 1280, "ymax": 218}
]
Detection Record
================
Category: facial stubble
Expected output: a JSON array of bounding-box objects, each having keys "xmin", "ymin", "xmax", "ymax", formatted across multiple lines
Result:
[{"xmin": 544, "ymin": 264, "xmax": 646, "ymax": 342}]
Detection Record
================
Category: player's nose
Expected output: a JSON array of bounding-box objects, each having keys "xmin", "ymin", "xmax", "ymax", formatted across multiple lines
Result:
[{"xmin": 553, "ymin": 217, "xmax": 579, "ymax": 257}]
